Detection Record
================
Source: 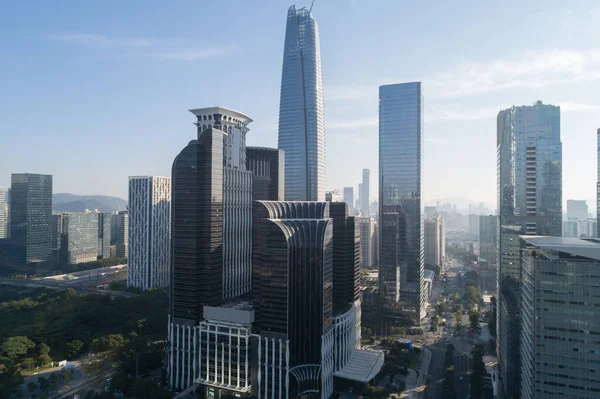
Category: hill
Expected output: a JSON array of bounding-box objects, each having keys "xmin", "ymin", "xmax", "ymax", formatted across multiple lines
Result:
[{"xmin": 53, "ymin": 193, "xmax": 127, "ymax": 213}]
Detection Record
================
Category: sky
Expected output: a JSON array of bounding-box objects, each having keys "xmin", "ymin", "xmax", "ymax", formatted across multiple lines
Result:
[{"xmin": 1, "ymin": 0, "xmax": 599, "ymax": 212}]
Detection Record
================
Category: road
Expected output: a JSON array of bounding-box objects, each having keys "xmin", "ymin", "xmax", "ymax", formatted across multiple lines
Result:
[
  {"xmin": 424, "ymin": 346, "xmax": 446, "ymax": 399},
  {"xmin": 453, "ymin": 350, "xmax": 472, "ymax": 399},
  {"xmin": 0, "ymin": 276, "xmax": 138, "ymax": 298}
]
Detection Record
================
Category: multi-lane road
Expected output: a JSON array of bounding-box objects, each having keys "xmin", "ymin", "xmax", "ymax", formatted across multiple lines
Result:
[{"xmin": 0, "ymin": 265, "xmax": 136, "ymax": 298}]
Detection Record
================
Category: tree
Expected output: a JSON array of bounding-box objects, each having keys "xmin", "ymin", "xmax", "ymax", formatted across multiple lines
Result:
[
  {"xmin": 63, "ymin": 369, "xmax": 74, "ymax": 384},
  {"xmin": 37, "ymin": 343, "xmax": 51, "ymax": 355},
  {"xmin": 66, "ymin": 340, "xmax": 84, "ymax": 359},
  {"xmin": 436, "ymin": 301, "xmax": 447, "ymax": 316},
  {"xmin": 464, "ymin": 286, "xmax": 481, "ymax": 310},
  {"xmin": 470, "ymin": 343, "xmax": 486, "ymax": 399},
  {"xmin": 1, "ymin": 336, "xmax": 35, "ymax": 361},
  {"xmin": 38, "ymin": 353, "xmax": 52, "ymax": 367},
  {"xmin": 21, "ymin": 357, "xmax": 36, "ymax": 370},
  {"xmin": 469, "ymin": 311, "xmax": 480, "ymax": 331},
  {"xmin": 27, "ymin": 381, "xmax": 37, "ymax": 394},
  {"xmin": 38, "ymin": 376, "xmax": 50, "ymax": 393}
]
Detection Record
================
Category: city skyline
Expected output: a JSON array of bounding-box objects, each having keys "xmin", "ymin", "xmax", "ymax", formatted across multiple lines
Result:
[{"xmin": 1, "ymin": 1, "xmax": 599, "ymax": 209}]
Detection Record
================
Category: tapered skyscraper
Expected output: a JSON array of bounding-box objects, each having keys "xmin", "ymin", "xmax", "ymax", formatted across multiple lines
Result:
[{"xmin": 278, "ymin": 5, "xmax": 326, "ymax": 201}]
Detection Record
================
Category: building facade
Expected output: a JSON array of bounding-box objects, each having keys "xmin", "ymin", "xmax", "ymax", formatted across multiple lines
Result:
[
  {"xmin": 361, "ymin": 169, "xmax": 370, "ymax": 216},
  {"xmin": 378, "ymin": 82, "xmax": 426, "ymax": 319},
  {"xmin": 97, "ymin": 212, "xmax": 111, "ymax": 259},
  {"xmin": 424, "ymin": 216, "xmax": 444, "ymax": 272},
  {"xmin": 128, "ymin": 176, "xmax": 171, "ymax": 291},
  {"xmin": 597, "ymin": 128, "xmax": 599, "ymax": 238},
  {"xmin": 343, "ymin": 187, "xmax": 354, "ymax": 215},
  {"xmin": 168, "ymin": 107, "xmax": 255, "ymax": 396},
  {"xmin": 252, "ymin": 201, "xmax": 381, "ymax": 399},
  {"xmin": 358, "ymin": 217, "xmax": 374, "ymax": 269},
  {"xmin": 520, "ymin": 237, "xmax": 600, "ymax": 399},
  {"xmin": 246, "ymin": 147, "xmax": 284, "ymax": 202},
  {"xmin": 9, "ymin": 174, "xmax": 53, "ymax": 265},
  {"xmin": 0, "ymin": 187, "xmax": 6, "ymax": 239},
  {"xmin": 60, "ymin": 212, "xmax": 99, "ymax": 264},
  {"xmin": 566, "ymin": 199, "xmax": 588, "ymax": 221},
  {"xmin": 115, "ymin": 211, "xmax": 128, "ymax": 258},
  {"xmin": 497, "ymin": 102, "xmax": 562, "ymax": 398},
  {"xmin": 479, "ymin": 215, "xmax": 497, "ymax": 267},
  {"xmin": 278, "ymin": 5, "xmax": 326, "ymax": 201}
]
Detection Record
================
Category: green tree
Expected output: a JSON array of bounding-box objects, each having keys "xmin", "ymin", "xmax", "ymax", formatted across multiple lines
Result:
[
  {"xmin": 37, "ymin": 343, "xmax": 51, "ymax": 355},
  {"xmin": 1, "ymin": 336, "xmax": 35, "ymax": 361},
  {"xmin": 469, "ymin": 311, "xmax": 480, "ymax": 331},
  {"xmin": 38, "ymin": 376, "xmax": 50, "ymax": 393},
  {"xmin": 63, "ymin": 369, "xmax": 74, "ymax": 384},
  {"xmin": 470, "ymin": 343, "xmax": 486, "ymax": 399},
  {"xmin": 464, "ymin": 286, "xmax": 481, "ymax": 310},
  {"xmin": 38, "ymin": 353, "xmax": 52, "ymax": 367},
  {"xmin": 27, "ymin": 381, "xmax": 37, "ymax": 394},
  {"xmin": 66, "ymin": 340, "xmax": 84, "ymax": 359},
  {"xmin": 21, "ymin": 357, "xmax": 36, "ymax": 370}
]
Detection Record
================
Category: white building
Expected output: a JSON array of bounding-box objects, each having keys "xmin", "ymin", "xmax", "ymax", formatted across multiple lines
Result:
[{"xmin": 128, "ymin": 176, "xmax": 171, "ymax": 291}]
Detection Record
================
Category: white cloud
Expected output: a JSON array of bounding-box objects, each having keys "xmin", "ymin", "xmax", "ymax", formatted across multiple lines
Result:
[
  {"xmin": 56, "ymin": 33, "xmax": 236, "ymax": 60},
  {"xmin": 429, "ymin": 49, "xmax": 600, "ymax": 97},
  {"xmin": 558, "ymin": 101, "xmax": 600, "ymax": 112}
]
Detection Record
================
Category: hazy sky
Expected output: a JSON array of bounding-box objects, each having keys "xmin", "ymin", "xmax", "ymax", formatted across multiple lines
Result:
[{"xmin": 1, "ymin": 1, "xmax": 599, "ymax": 211}]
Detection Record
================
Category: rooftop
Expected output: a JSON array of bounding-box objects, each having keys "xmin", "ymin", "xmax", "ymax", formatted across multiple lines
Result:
[
  {"xmin": 520, "ymin": 236, "xmax": 600, "ymax": 261},
  {"xmin": 334, "ymin": 349, "xmax": 385, "ymax": 383}
]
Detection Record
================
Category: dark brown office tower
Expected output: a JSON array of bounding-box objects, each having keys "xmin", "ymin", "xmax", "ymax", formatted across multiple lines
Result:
[
  {"xmin": 246, "ymin": 147, "xmax": 285, "ymax": 201},
  {"xmin": 170, "ymin": 128, "xmax": 224, "ymax": 323},
  {"xmin": 329, "ymin": 202, "xmax": 360, "ymax": 313},
  {"xmin": 252, "ymin": 201, "xmax": 333, "ymax": 398}
]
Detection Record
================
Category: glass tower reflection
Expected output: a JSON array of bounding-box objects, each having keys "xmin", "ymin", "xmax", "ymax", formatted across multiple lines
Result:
[
  {"xmin": 378, "ymin": 82, "xmax": 425, "ymax": 320},
  {"xmin": 278, "ymin": 5, "xmax": 326, "ymax": 201},
  {"xmin": 496, "ymin": 102, "xmax": 562, "ymax": 398}
]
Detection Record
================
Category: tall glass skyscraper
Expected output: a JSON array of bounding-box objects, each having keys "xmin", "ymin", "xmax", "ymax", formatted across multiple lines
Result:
[
  {"xmin": 10, "ymin": 173, "xmax": 53, "ymax": 265},
  {"xmin": 278, "ymin": 5, "xmax": 325, "ymax": 201},
  {"xmin": 597, "ymin": 128, "xmax": 599, "ymax": 237},
  {"xmin": 496, "ymin": 102, "xmax": 562, "ymax": 398},
  {"xmin": 378, "ymin": 82, "xmax": 426, "ymax": 320}
]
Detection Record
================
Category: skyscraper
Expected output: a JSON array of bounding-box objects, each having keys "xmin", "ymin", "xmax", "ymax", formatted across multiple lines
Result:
[
  {"xmin": 60, "ymin": 212, "xmax": 98, "ymax": 264},
  {"xmin": 97, "ymin": 212, "xmax": 111, "ymax": 259},
  {"xmin": 128, "ymin": 176, "xmax": 171, "ymax": 291},
  {"xmin": 378, "ymin": 82, "xmax": 425, "ymax": 319},
  {"xmin": 0, "ymin": 187, "xmax": 6, "ymax": 239},
  {"xmin": 9, "ymin": 174, "xmax": 53, "ymax": 265},
  {"xmin": 479, "ymin": 215, "xmax": 497, "ymax": 268},
  {"xmin": 497, "ymin": 102, "xmax": 562, "ymax": 398},
  {"xmin": 252, "ymin": 201, "xmax": 380, "ymax": 399},
  {"xmin": 343, "ymin": 187, "xmax": 354, "ymax": 214},
  {"xmin": 168, "ymin": 107, "xmax": 254, "ymax": 394},
  {"xmin": 115, "ymin": 211, "xmax": 128, "ymax": 258},
  {"xmin": 566, "ymin": 199, "xmax": 588, "ymax": 220},
  {"xmin": 424, "ymin": 217, "xmax": 444, "ymax": 272},
  {"xmin": 597, "ymin": 128, "xmax": 599, "ymax": 238},
  {"xmin": 519, "ymin": 236, "xmax": 600, "ymax": 399},
  {"xmin": 361, "ymin": 169, "xmax": 370, "ymax": 215},
  {"xmin": 358, "ymin": 217, "xmax": 374, "ymax": 269},
  {"xmin": 246, "ymin": 147, "xmax": 285, "ymax": 201},
  {"xmin": 278, "ymin": 5, "xmax": 325, "ymax": 201}
]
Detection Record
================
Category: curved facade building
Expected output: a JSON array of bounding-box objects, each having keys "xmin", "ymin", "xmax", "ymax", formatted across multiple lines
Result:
[{"xmin": 278, "ymin": 5, "xmax": 326, "ymax": 202}]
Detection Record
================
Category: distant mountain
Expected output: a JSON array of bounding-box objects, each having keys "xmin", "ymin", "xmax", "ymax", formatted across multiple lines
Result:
[{"xmin": 53, "ymin": 193, "xmax": 127, "ymax": 213}]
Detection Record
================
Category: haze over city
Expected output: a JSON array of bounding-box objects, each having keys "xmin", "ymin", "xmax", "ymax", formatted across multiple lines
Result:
[{"xmin": 1, "ymin": 0, "xmax": 599, "ymax": 210}]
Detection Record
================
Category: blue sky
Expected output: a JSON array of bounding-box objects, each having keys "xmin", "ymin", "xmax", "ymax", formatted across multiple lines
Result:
[{"xmin": 1, "ymin": 0, "xmax": 599, "ymax": 211}]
